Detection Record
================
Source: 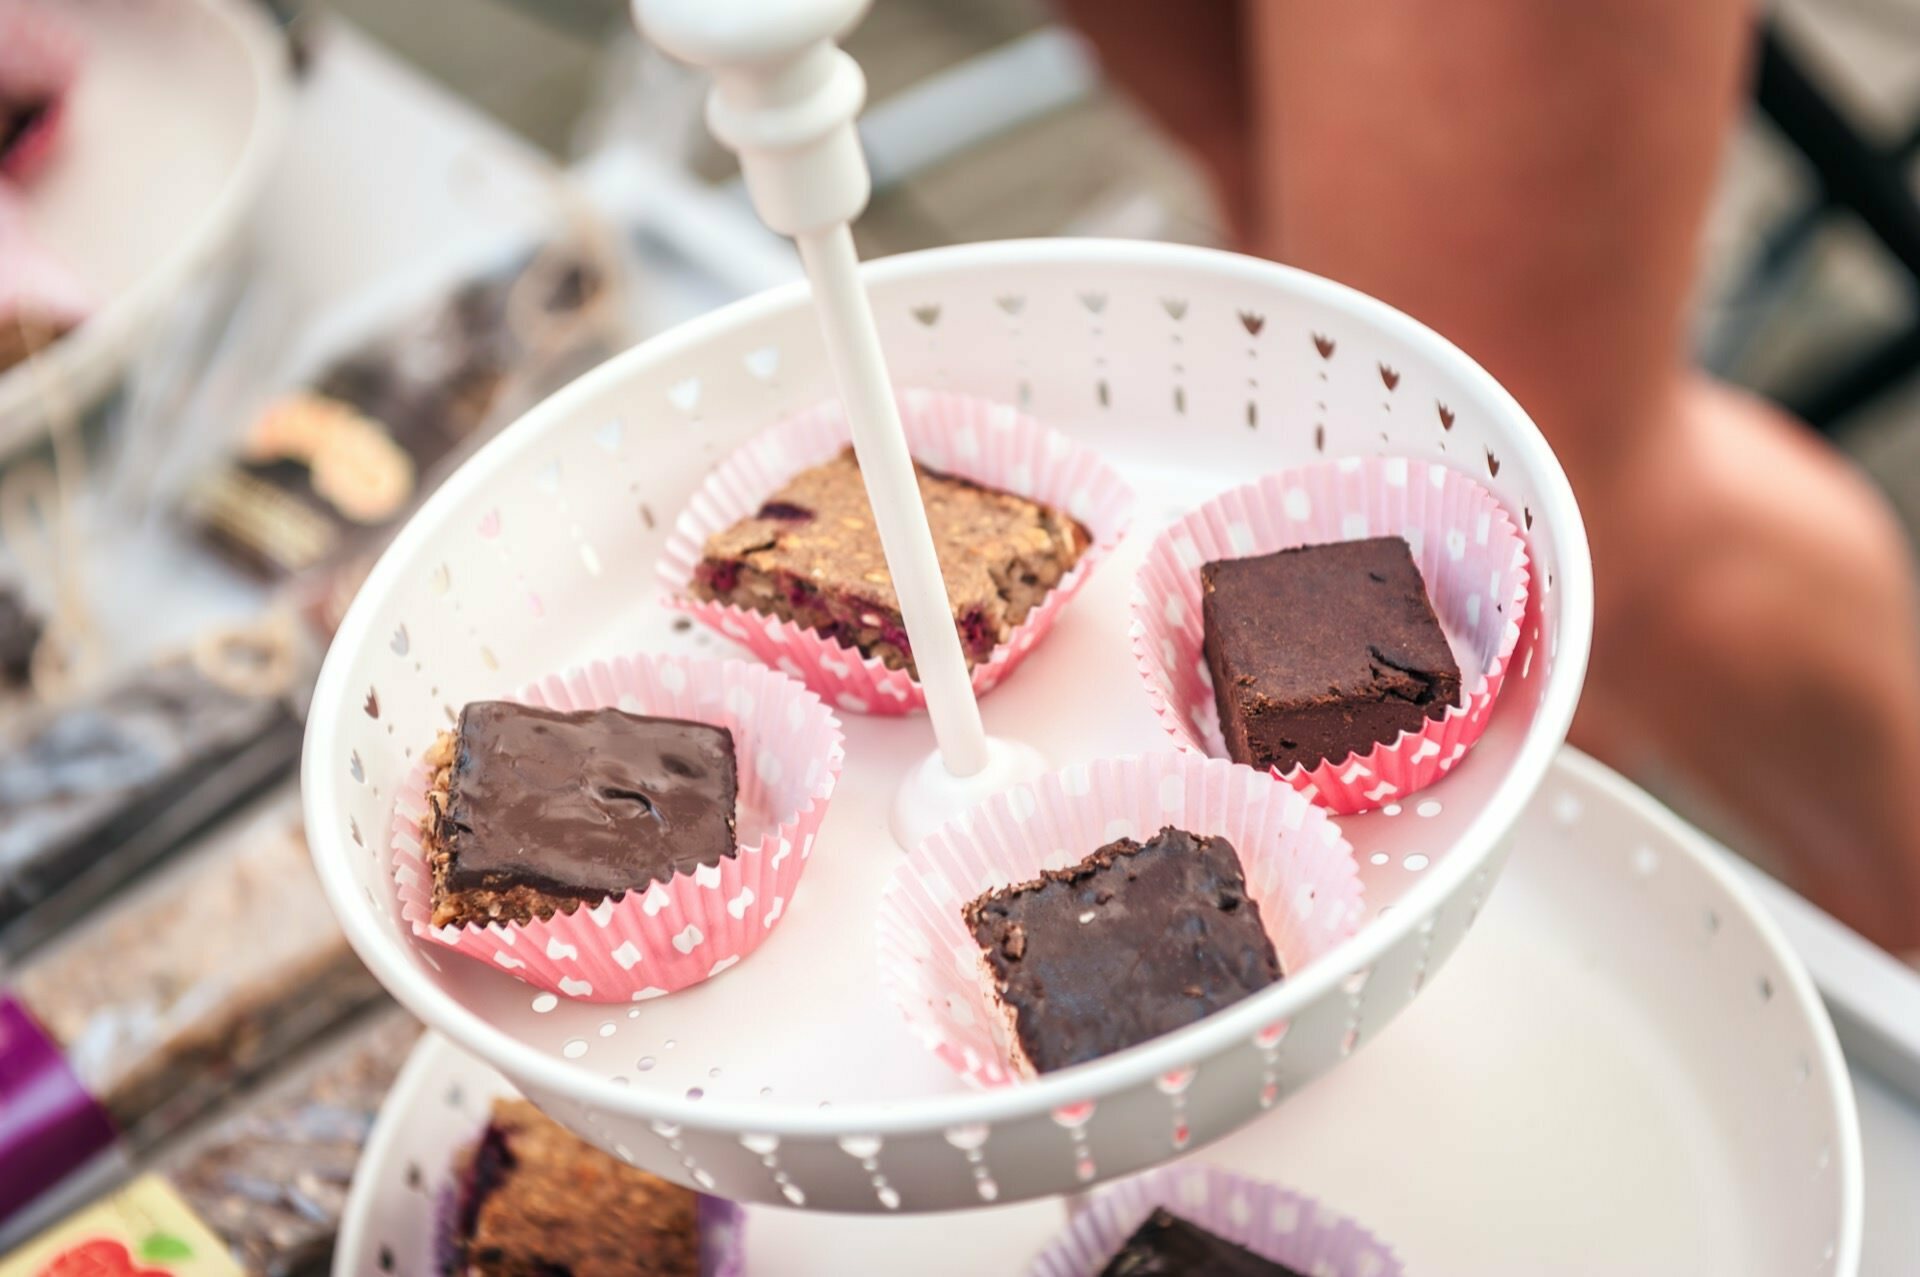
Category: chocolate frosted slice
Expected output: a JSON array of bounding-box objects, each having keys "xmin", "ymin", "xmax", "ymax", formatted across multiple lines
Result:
[
  {"xmin": 425, "ymin": 702, "xmax": 738, "ymax": 928},
  {"xmin": 964, "ymin": 827, "xmax": 1282, "ymax": 1074},
  {"xmin": 1202, "ymin": 536, "xmax": 1462, "ymax": 774}
]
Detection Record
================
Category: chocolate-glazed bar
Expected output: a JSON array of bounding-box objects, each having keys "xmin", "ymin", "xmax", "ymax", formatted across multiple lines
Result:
[
  {"xmin": 965, "ymin": 827, "xmax": 1282, "ymax": 1074},
  {"xmin": 0, "ymin": 641, "xmax": 304, "ymax": 957},
  {"xmin": 450, "ymin": 1098, "xmax": 704, "ymax": 1277},
  {"xmin": 693, "ymin": 448, "xmax": 1089, "ymax": 676},
  {"xmin": 1099, "ymin": 1208, "xmax": 1308, "ymax": 1277},
  {"xmin": 1202, "ymin": 536, "xmax": 1462, "ymax": 774},
  {"xmin": 424, "ymin": 702, "xmax": 739, "ymax": 928}
]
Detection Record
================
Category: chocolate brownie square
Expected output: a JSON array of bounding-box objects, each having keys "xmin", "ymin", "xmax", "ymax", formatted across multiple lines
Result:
[
  {"xmin": 1202, "ymin": 536, "xmax": 1462, "ymax": 774},
  {"xmin": 424, "ymin": 702, "xmax": 737, "ymax": 928},
  {"xmin": 692, "ymin": 448, "xmax": 1089, "ymax": 676},
  {"xmin": 1099, "ymin": 1208, "xmax": 1307, "ymax": 1277},
  {"xmin": 450, "ymin": 1098, "xmax": 701, "ymax": 1277},
  {"xmin": 964, "ymin": 827, "xmax": 1281, "ymax": 1074}
]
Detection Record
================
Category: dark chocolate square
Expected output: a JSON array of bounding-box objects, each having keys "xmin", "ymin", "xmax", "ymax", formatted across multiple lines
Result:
[
  {"xmin": 964, "ymin": 827, "xmax": 1281, "ymax": 1074},
  {"xmin": 1099, "ymin": 1208, "xmax": 1307, "ymax": 1277},
  {"xmin": 1202, "ymin": 536, "xmax": 1462, "ymax": 774},
  {"xmin": 426, "ymin": 702, "xmax": 737, "ymax": 927}
]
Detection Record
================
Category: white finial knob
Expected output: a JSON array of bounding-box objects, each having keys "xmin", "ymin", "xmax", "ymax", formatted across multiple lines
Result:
[
  {"xmin": 633, "ymin": 0, "xmax": 874, "ymax": 236},
  {"xmin": 634, "ymin": 0, "xmax": 869, "ymax": 68}
]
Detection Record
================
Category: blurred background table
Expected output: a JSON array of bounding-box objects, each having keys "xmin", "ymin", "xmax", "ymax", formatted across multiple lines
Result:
[{"xmin": 11, "ymin": 4, "xmax": 1920, "ymax": 1272}]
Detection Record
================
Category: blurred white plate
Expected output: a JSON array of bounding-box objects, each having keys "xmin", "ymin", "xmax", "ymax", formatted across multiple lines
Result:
[
  {"xmin": 0, "ymin": 0, "xmax": 289, "ymax": 454},
  {"xmin": 337, "ymin": 750, "xmax": 1862, "ymax": 1277}
]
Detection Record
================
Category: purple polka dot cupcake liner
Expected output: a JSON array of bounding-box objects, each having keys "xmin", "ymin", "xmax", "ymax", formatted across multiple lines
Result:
[{"xmin": 1029, "ymin": 1162, "xmax": 1401, "ymax": 1277}]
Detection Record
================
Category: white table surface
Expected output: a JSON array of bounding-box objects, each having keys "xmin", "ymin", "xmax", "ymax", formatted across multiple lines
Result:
[{"xmin": 256, "ymin": 23, "xmax": 1920, "ymax": 1277}]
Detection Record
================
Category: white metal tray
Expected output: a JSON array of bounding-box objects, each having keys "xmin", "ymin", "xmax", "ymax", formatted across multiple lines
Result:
[{"xmin": 304, "ymin": 239, "xmax": 1592, "ymax": 1210}]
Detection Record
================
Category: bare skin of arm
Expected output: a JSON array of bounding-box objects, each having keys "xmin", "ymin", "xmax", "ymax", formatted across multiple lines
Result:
[{"xmin": 1062, "ymin": 0, "xmax": 1920, "ymax": 948}]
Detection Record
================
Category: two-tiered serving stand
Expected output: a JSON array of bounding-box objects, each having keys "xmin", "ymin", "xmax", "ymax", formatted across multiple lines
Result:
[{"xmin": 305, "ymin": 2, "xmax": 1864, "ymax": 1272}]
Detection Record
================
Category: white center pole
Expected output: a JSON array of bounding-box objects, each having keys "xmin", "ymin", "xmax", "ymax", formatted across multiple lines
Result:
[
  {"xmin": 795, "ymin": 225, "xmax": 990, "ymax": 776},
  {"xmin": 633, "ymin": 0, "xmax": 1045, "ymax": 845}
]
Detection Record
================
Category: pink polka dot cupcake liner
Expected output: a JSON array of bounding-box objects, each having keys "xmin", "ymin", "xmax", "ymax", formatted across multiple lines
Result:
[
  {"xmin": 876, "ymin": 752, "xmax": 1362, "ymax": 1089},
  {"xmin": 657, "ymin": 389, "xmax": 1134, "ymax": 716},
  {"xmin": 389, "ymin": 652, "xmax": 844, "ymax": 1003},
  {"xmin": 1029, "ymin": 1163, "xmax": 1402, "ymax": 1277},
  {"xmin": 1131, "ymin": 457, "xmax": 1529, "ymax": 814}
]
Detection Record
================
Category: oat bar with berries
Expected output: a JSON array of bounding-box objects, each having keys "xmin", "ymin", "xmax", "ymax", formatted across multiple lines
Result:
[
  {"xmin": 692, "ymin": 448, "xmax": 1089, "ymax": 676},
  {"xmin": 448, "ymin": 1098, "xmax": 706, "ymax": 1277}
]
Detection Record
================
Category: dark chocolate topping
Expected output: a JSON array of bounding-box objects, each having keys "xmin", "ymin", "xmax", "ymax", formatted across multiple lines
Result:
[
  {"xmin": 441, "ymin": 702, "xmax": 738, "ymax": 900},
  {"xmin": 1202, "ymin": 536, "xmax": 1462, "ymax": 773},
  {"xmin": 1099, "ymin": 1208, "xmax": 1307, "ymax": 1277},
  {"xmin": 1203, "ymin": 536, "xmax": 1457, "ymax": 706},
  {"xmin": 965, "ymin": 827, "xmax": 1281, "ymax": 1073}
]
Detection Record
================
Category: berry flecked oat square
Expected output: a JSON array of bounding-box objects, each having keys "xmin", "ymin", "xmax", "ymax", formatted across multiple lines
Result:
[
  {"xmin": 692, "ymin": 448, "xmax": 1088, "ymax": 677},
  {"xmin": 450, "ymin": 1098, "xmax": 702, "ymax": 1277}
]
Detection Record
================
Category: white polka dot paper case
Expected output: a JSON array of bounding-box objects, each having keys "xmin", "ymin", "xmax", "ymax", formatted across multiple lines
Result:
[
  {"xmin": 659, "ymin": 390, "xmax": 1136, "ymax": 715},
  {"xmin": 878, "ymin": 753, "xmax": 1363, "ymax": 1090},
  {"xmin": 388, "ymin": 652, "xmax": 845, "ymax": 1002},
  {"xmin": 1132, "ymin": 457, "xmax": 1528, "ymax": 815},
  {"xmin": 306, "ymin": 240, "xmax": 1609, "ymax": 1212}
]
